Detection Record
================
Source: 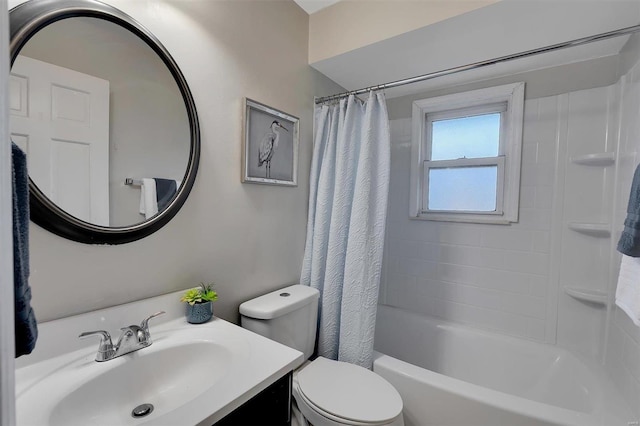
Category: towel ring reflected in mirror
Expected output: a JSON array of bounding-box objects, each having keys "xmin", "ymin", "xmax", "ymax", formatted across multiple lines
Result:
[{"xmin": 9, "ymin": 0, "xmax": 200, "ymax": 244}]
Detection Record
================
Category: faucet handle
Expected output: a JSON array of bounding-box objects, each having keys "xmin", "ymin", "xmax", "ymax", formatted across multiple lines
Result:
[
  {"xmin": 79, "ymin": 330, "xmax": 115, "ymax": 362},
  {"xmin": 140, "ymin": 311, "xmax": 165, "ymax": 341}
]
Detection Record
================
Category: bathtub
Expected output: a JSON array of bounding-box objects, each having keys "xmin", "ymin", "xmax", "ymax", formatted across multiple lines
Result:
[{"xmin": 373, "ymin": 305, "xmax": 635, "ymax": 426}]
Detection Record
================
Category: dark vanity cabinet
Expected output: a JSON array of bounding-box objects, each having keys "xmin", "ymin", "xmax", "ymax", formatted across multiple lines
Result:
[{"xmin": 215, "ymin": 372, "xmax": 292, "ymax": 426}]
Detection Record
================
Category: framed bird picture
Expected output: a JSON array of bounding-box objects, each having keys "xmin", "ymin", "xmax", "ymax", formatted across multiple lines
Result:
[{"xmin": 242, "ymin": 98, "xmax": 299, "ymax": 186}]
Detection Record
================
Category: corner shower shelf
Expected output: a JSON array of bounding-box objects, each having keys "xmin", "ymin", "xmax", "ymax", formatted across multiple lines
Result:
[
  {"xmin": 570, "ymin": 152, "xmax": 615, "ymax": 166},
  {"xmin": 564, "ymin": 287, "xmax": 607, "ymax": 306},
  {"xmin": 568, "ymin": 222, "xmax": 611, "ymax": 238}
]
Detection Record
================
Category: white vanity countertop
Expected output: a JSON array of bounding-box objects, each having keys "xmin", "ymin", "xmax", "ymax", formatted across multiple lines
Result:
[{"xmin": 15, "ymin": 290, "xmax": 303, "ymax": 426}]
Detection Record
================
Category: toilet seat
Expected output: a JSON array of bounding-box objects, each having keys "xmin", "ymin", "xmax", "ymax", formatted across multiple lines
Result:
[{"xmin": 293, "ymin": 357, "xmax": 403, "ymax": 426}]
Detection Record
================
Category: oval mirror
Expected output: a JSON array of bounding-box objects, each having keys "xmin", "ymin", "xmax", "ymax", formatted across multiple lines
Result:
[{"xmin": 9, "ymin": 0, "xmax": 200, "ymax": 244}]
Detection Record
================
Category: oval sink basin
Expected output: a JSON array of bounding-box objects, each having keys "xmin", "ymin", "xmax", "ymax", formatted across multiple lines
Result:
[
  {"xmin": 49, "ymin": 341, "xmax": 231, "ymax": 426},
  {"xmin": 16, "ymin": 298, "xmax": 303, "ymax": 426},
  {"xmin": 16, "ymin": 322, "xmax": 263, "ymax": 425}
]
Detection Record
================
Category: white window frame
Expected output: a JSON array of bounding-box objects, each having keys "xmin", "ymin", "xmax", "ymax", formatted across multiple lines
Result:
[{"xmin": 410, "ymin": 82, "xmax": 525, "ymax": 224}]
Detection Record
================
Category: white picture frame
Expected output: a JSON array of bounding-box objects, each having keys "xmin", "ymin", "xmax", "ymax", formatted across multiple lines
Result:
[{"xmin": 242, "ymin": 98, "xmax": 299, "ymax": 186}]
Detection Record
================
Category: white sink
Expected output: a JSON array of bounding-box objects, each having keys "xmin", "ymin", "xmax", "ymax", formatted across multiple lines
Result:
[{"xmin": 15, "ymin": 291, "xmax": 303, "ymax": 426}]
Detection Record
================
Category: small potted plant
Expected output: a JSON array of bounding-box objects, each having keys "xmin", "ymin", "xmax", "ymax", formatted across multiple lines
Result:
[{"xmin": 180, "ymin": 282, "xmax": 218, "ymax": 324}]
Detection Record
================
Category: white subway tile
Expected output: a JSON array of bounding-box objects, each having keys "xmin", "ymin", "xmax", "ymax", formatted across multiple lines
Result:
[
  {"xmin": 386, "ymin": 256, "xmax": 400, "ymax": 275},
  {"xmin": 415, "ymin": 278, "xmax": 443, "ymax": 300},
  {"xmin": 527, "ymin": 318, "xmax": 546, "ymax": 341},
  {"xmin": 536, "ymin": 140, "xmax": 557, "ymax": 165},
  {"xmin": 474, "ymin": 268, "xmax": 531, "ymax": 294},
  {"xmin": 532, "ymin": 231, "xmax": 551, "ymax": 253},
  {"xmin": 473, "ymin": 248, "xmax": 506, "ymax": 270},
  {"xmin": 417, "ymin": 242, "xmax": 441, "ymax": 261},
  {"xmin": 534, "ymin": 186, "xmax": 554, "ymax": 210},
  {"xmin": 528, "ymin": 274, "xmax": 548, "ymax": 298},
  {"xmin": 437, "ymin": 224, "xmax": 482, "ymax": 246},
  {"xmin": 608, "ymin": 323, "xmax": 626, "ymax": 363},
  {"xmin": 396, "ymin": 286, "xmax": 437, "ymax": 317},
  {"xmin": 384, "ymin": 273, "xmax": 417, "ymax": 307},
  {"xmin": 535, "ymin": 96, "xmax": 560, "ymax": 140},
  {"xmin": 566, "ymin": 88, "xmax": 609, "ymax": 156},
  {"xmin": 432, "ymin": 299, "xmax": 529, "ymax": 338},
  {"xmin": 480, "ymin": 228, "xmax": 533, "ymax": 252},
  {"xmin": 518, "ymin": 208, "xmax": 553, "ymax": 231},
  {"xmin": 388, "ymin": 238, "xmax": 420, "ymax": 259},
  {"xmin": 433, "ymin": 282, "xmax": 545, "ymax": 320},
  {"xmin": 521, "ymin": 163, "xmax": 555, "ymax": 187},
  {"xmin": 397, "ymin": 257, "xmax": 438, "ymax": 279},
  {"xmin": 520, "ymin": 162, "xmax": 537, "ymax": 186},
  {"xmin": 437, "ymin": 245, "xmax": 502, "ymax": 268},
  {"xmin": 624, "ymin": 337, "xmax": 640, "ymax": 383},
  {"xmin": 401, "ymin": 220, "xmax": 439, "ymax": 242},
  {"xmin": 501, "ymin": 251, "xmax": 550, "ymax": 275},
  {"xmin": 520, "ymin": 185, "xmax": 536, "ymax": 209},
  {"xmin": 436, "ymin": 263, "xmax": 478, "ymax": 286},
  {"xmin": 498, "ymin": 313, "xmax": 534, "ymax": 339},
  {"xmin": 522, "ymin": 143, "xmax": 538, "ymax": 164},
  {"xmin": 386, "ymin": 220, "xmax": 403, "ymax": 237},
  {"xmin": 506, "ymin": 294, "xmax": 547, "ymax": 320}
]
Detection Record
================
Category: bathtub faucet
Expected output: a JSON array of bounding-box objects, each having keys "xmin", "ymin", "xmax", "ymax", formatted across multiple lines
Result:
[{"xmin": 78, "ymin": 311, "xmax": 165, "ymax": 362}]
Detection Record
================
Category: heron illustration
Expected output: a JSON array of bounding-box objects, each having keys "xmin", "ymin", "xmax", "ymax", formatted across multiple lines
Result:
[{"xmin": 258, "ymin": 120, "xmax": 288, "ymax": 179}]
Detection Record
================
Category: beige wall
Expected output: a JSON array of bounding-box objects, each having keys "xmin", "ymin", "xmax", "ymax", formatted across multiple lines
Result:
[
  {"xmin": 10, "ymin": 0, "xmax": 343, "ymax": 322},
  {"xmin": 309, "ymin": 0, "xmax": 498, "ymax": 63}
]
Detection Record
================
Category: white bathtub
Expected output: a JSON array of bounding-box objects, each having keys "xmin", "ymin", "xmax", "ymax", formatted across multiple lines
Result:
[{"xmin": 373, "ymin": 305, "xmax": 634, "ymax": 426}]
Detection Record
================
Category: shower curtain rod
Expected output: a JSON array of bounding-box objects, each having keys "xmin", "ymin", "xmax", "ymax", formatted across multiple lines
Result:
[{"xmin": 315, "ymin": 24, "xmax": 640, "ymax": 104}]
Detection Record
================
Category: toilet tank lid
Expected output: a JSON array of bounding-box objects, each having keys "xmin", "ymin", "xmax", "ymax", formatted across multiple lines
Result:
[{"xmin": 239, "ymin": 284, "xmax": 319, "ymax": 320}]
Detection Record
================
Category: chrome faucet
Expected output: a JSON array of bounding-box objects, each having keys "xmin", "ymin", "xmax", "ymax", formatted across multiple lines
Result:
[{"xmin": 79, "ymin": 311, "xmax": 165, "ymax": 362}]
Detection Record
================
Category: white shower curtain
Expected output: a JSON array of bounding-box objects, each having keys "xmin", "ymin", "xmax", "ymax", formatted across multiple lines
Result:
[{"xmin": 301, "ymin": 92, "xmax": 390, "ymax": 369}]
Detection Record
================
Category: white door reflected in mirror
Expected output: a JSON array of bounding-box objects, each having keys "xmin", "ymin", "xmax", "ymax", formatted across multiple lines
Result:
[
  {"xmin": 10, "ymin": 55, "xmax": 110, "ymax": 226},
  {"xmin": 9, "ymin": 16, "xmax": 191, "ymax": 228}
]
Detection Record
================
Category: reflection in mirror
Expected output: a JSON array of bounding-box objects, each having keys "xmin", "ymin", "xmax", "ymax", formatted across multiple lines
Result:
[{"xmin": 10, "ymin": 17, "xmax": 190, "ymax": 227}]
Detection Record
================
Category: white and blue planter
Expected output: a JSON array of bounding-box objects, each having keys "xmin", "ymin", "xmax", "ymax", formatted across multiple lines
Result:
[{"xmin": 185, "ymin": 301, "xmax": 213, "ymax": 324}]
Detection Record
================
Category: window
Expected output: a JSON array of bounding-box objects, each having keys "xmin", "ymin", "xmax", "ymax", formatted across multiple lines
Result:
[{"xmin": 410, "ymin": 83, "xmax": 524, "ymax": 224}]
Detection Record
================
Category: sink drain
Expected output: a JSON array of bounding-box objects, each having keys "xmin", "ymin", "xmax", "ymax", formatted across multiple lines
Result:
[{"xmin": 131, "ymin": 403, "xmax": 154, "ymax": 418}]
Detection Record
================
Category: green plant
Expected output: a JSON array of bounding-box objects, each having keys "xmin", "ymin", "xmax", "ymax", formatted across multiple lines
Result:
[{"xmin": 180, "ymin": 282, "xmax": 218, "ymax": 306}]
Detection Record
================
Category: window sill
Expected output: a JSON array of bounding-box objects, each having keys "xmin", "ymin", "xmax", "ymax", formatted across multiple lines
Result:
[{"xmin": 410, "ymin": 213, "xmax": 515, "ymax": 225}]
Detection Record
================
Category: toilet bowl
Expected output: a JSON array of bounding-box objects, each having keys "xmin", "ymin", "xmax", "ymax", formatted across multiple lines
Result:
[
  {"xmin": 292, "ymin": 357, "xmax": 404, "ymax": 426},
  {"xmin": 239, "ymin": 285, "xmax": 404, "ymax": 426}
]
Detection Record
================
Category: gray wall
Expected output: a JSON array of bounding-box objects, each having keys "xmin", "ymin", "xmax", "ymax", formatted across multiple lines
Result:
[{"xmin": 13, "ymin": 0, "xmax": 343, "ymax": 322}]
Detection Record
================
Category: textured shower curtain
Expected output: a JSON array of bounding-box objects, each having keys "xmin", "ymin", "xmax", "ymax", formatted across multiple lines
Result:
[{"xmin": 301, "ymin": 92, "xmax": 390, "ymax": 369}]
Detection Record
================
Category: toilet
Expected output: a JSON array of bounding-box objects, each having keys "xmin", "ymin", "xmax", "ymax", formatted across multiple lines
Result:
[{"xmin": 240, "ymin": 284, "xmax": 404, "ymax": 426}]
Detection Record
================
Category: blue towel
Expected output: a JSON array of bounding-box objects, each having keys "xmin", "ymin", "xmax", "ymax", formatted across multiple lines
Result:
[
  {"xmin": 618, "ymin": 164, "xmax": 640, "ymax": 257},
  {"xmin": 12, "ymin": 143, "xmax": 37, "ymax": 357},
  {"xmin": 154, "ymin": 178, "xmax": 177, "ymax": 212}
]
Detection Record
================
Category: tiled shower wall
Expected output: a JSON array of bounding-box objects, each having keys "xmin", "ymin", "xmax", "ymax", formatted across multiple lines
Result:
[
  {"xmin": 606, "ymin": 39, "xmax": 640, "ymax": 416},
  {"xmin": 380, "ymin": 85, "xmax": 618, "ymax": 345},
  {"xmin": 379, "ymin": 37, "xmax": 640, "ymax": 415}
]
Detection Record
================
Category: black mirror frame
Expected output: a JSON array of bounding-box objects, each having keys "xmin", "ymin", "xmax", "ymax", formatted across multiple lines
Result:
[{"xmin": 9, "ymin": 0, "xmax": 200, "ymax": 244}]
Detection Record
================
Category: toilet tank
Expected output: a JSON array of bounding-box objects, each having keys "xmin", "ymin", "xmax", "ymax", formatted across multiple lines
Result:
[{"xmin": 240, "ymin": 284, "xmax": 319, "ymax": 363}]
